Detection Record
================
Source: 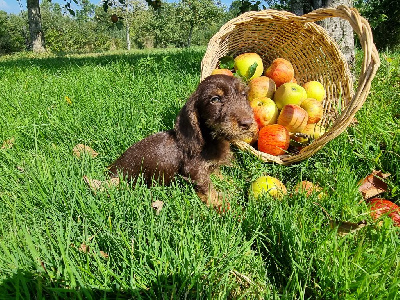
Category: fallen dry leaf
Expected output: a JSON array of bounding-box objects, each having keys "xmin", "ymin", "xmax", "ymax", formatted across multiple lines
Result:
[
  {"xmin": 358, "ymin": 170, "xmax": 390, "ymax": 200},
  {"xmin": 83, "ymin": 176, "xmax": 120, "ymax": 194},
  {"xmin": 79, "ymin": 243, "xmax": 90, "ymax": 253},
  {"xmin": 152, "ymin": 200, "xmax": 164, "ymax": 215},
  {"xmin": 99, "ymin": 251, "xmax": 109, "ymax": 259},
  {"xmin": 73, "ymin": 144, "xmax": 99, "ymax": 158},
  {"xmin": 330, "ymin": 220, "xmax": 367, "ymax": 237},
  {"xmin": 1, "ymin": 137, "xmax": 15, "ymax": 149}
]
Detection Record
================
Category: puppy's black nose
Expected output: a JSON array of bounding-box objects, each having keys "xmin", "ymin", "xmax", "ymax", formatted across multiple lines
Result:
[{"xmin": 239, "ymin": 118, "xmax": 254, "ymax": 130}]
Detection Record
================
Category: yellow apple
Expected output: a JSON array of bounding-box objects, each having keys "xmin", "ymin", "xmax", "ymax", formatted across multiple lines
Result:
[
  {"xmin": 211, "ymin": 68, "xmax": 234, "ymax": 76},
  {"xmin": 277, "ymin": 104, "xmax": 308, "ymax": 133},
  {"xmin": 234, "ymin": 53, "xmax": 263, "ymax": 80},
  {"xmin": 274, "ymin": 82, "xmax": 307, "ymax": 110},
  {"xmin": 300, "ymin": 98, "xmax": 324, "ymax": 124},
  {"xmin": 248, "ymin": 76, "xmax": 276, "ymax": 101},
  {"xmin": 250, "ymin": 175, "xmax": 287, "ymax": 200},
  {"xmin": 303, "ymin": 81, "xmax": 326, "ymax": 102},
  {"xmin": 249, "ymin": 97, "xmax": 278, "ymax": 128},
  {"xmin": 301, "ymin": 124, "xmax": 326, "ymax": 139}
]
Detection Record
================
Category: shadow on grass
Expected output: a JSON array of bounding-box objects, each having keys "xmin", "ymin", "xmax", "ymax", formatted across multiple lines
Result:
[
  {"xmin": 0, "ymin": 269, "xmax": 204, "ymax": 299},
  {"xmin": 0, "ymin": 48, "xmax": 205, "ymax": 76}
]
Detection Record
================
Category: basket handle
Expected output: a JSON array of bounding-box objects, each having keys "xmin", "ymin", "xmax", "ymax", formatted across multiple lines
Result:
[{"xmin": 283, "ymin": 5, "xmax": 381, "ymax": 164}]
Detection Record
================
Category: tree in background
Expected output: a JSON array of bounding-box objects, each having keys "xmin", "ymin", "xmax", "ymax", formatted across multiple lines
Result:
[
  {"xmin": 27, "ymin": 0, "xmax": 46, "ymax": 52},
  {"xmin": 355, "ymin": 0, "xmax": 400, "ymax": 50},
  {"xmin": 289, "ymin": 0, "xmax": 354, "ymax": 66},
  {"xmin": 176, "ymin": 0, "xmax": 225, "ymax": 47}
]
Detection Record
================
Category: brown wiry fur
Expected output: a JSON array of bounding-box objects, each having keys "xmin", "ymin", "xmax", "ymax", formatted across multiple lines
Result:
[{"xmin": 108, "ymin": 75, "xmax": 258, "ymax": 210}]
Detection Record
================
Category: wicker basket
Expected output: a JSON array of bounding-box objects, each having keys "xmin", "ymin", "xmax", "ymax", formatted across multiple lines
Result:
[{"xmin": 201, "ymin": 5, "xmax": 380, "ymax": 165}]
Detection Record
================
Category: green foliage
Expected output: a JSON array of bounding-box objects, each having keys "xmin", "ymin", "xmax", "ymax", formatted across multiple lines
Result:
[
  {"xmin": 355, "ymin": 0, "xmax": 400, "ymax": 50},
  {"xmin": 0, "ymin": 11, "xmax": 26, "ymax": 54},
  {"xmin": 32, "ymin": 0, "xmax": 226, "ymax": 52},
  {"xmin": 219, "ymin": 55, "xmax": 234, "ymax": 69},
  {"xmin": 39, "ymin": 1, "xmax": 122, "ymax": 53}
]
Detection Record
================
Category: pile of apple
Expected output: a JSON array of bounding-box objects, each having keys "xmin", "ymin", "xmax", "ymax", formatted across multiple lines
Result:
[{"xmin": 212, "ymin": 52, "xmax": 327, "ymax": 156}]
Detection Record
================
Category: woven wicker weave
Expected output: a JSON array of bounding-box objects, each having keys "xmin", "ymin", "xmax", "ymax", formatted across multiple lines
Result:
[{"xmin": 201, "ymin": 5, "xmax": 380, "ymax": 165}]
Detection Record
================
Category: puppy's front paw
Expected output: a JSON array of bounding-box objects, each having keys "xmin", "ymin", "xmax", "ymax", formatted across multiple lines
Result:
[{"xmin": 197, "ymin": 188, "xmax": 230, "ymax": 214}]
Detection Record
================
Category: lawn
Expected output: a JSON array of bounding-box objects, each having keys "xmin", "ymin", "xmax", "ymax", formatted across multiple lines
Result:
[{"xmin": 0, "ymin": 47, "xmax": 399, "ymax": 299}]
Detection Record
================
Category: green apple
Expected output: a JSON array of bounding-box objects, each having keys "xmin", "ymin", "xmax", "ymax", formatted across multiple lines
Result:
[
  {"xmin": 303, "ymin": 81, "xmax": 326, "ymax": 102},
  {"xmin": 234, "ymin": 53, "xmax": 263, "ymax": 81},
  {"xmin": 250, "ymin": 175, "xmax": 287, "ymax": 200},
  {"xmin": 249, "ymin": 97, "xmax": 278, "ymax": 128},
  {"xmin": 274, "ymin": 82, "xmax": 307, "ymax": 109}
]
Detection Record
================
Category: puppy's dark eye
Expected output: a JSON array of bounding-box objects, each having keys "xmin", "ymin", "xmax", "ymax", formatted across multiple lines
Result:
[{"xmin": 210, "ymin": 95, "xmax": 222, "ymax": 104}]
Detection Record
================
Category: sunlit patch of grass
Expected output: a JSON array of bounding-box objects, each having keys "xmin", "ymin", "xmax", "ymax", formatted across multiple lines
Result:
[{"xmin": 0, "ymin": 48, "xmax": 399, "ymax": 298}]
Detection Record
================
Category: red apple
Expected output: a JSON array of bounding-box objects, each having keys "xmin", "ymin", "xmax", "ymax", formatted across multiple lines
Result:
[
  {"xmin": 111, "ymin": 14, "xmax": 119, "ymax": 23},
  {"xmin": 249, "ymin": 97, "xmax": 278, "ymax": 128},
  {"xmin": 368, "ymin": 198, "xmax": 400, "ymax": 226},
  {"xmin": 265, "ymin": 58, "xmax": 294, "ymax": 87},
  {"xmin": 258, "ymin": 124, "xmax": 290, "ymax": 156},
  {"xmin": 277, "ymin": 104, "xmax": 308, "ymax": 133}
]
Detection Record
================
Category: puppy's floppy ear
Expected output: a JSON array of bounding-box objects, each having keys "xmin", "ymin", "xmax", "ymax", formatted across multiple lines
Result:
[{"xmin": 174, "ymin": 90, "xmax": 205, "ymax": 157}]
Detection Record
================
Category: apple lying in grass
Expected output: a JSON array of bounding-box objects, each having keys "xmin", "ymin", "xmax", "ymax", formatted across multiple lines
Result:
[
  {"xmin": 294, "ymin": 180, "xmax": 327, "ymax": 199},
  {"xmin": 265, "ymin": 58, "xmax": 294, "ymax": 87},
  {"xmin": 303, "ymin": 81, "xmax": 326, "ymax": 102},
  {"xmin": 368, "ymin": 198, "xmax": 400, "ymax": 226},
  {"xmin": 277, "ymin": 104, "xmax": 308, "ymax": 133},
  {"xmin": 274, "ymin": 82, "xmax": 308, "ymax": 110},
  {"xmin": 211, "ymin": 68, "xmax": 234, "ymax": 76},
  {"xmin": 250, "ymin": 175, "xmax": 287, "ymax": 200},
  {"xmin": 249, "ymin": 97, "xmax": 279, "ymax": 128},
  {"xmin": 257, "ymin": 124, "xmax": 290, "ymax": 156},
  {"xmin": 234, "ymin": 53, "xmax": 264, "ymax": 80},
  {"xmin": 248, "ymin": 76, "xmax": 276, "ymax": 101},
  {"xmin": 300, "ymin": 98, "xmax": 324, "ymax": 124}
]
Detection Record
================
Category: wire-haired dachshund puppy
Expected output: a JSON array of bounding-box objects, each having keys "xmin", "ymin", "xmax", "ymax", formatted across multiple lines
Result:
[{"xmin": 108, "ymin": 74, "xmax": 258, "ymax": 210}]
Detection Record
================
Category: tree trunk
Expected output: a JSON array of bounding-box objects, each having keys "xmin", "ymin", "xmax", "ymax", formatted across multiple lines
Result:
[
  {"xmin": 126, "ymin": 21, "xmax": 131, "ymax": 50},
  {"xmin": 27, "ymin": 0, "xmax": 46, "ymax": 52},
  {"xmin": 290, "ymin": 0, "xmax": 355, "ymax": 68},
  {"xmin": 187, "ymin": 23, "xmax": 194, "ymax": 48},
  {"xmin": 318, "ymin": 0, "xmax": 355, "ymax": 68}
]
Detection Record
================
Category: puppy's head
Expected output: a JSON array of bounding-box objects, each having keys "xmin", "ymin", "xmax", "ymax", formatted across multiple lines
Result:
[{"xmin": 194, "ymin": 74, "xmax": 258, "ymax": 142}]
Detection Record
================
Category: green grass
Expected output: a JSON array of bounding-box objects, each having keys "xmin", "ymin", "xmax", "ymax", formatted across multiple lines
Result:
[{"xmin": 0, "ymin": 48, "xmax": 399, "ymax": 299}]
